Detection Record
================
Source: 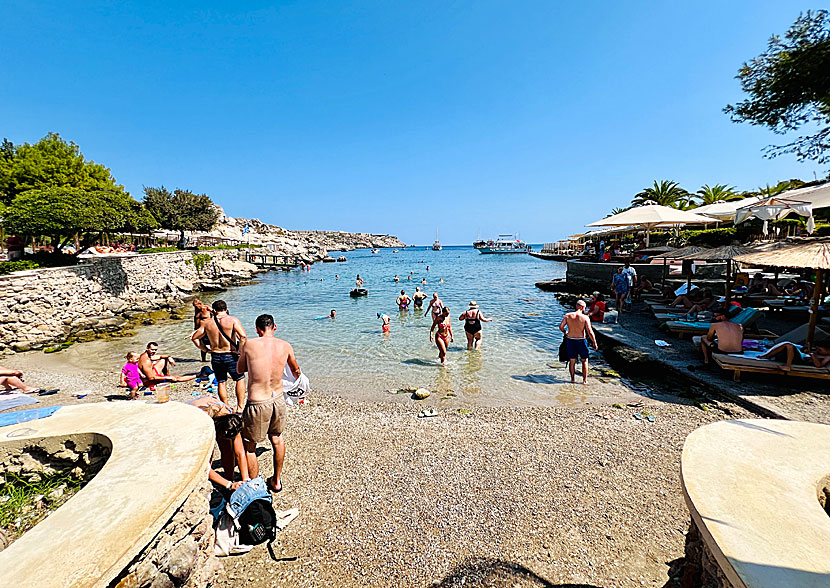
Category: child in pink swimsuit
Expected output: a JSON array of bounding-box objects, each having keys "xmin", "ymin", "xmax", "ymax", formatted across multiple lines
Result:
[{"xmin": 120, "ymin": 352, "xmax": 144, "ymax": 399}]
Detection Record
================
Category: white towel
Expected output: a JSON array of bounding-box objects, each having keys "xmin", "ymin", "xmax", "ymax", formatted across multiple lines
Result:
[{"xmin": 282, "ymin": 366, "xmax": 311, "ymax": 405}]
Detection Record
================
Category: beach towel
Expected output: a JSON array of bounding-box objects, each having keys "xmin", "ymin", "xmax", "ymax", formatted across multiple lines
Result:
[
  {"xmin": 282, "ymin": 366, "xmax": 311, "ymax": 405},
  {"xmin": 0, "ymin": 394, "xmax": 39, "ymax": 413},
  {"xmin": 0, "ymin": 405, "xmax": 60, "ymax": 427}
]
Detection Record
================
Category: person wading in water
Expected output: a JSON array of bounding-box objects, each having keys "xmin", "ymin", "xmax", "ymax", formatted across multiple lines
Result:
[
  {"xmin": 558, "ymin": 300, "xmax": 598, "ymax": 384},
  {"xmin": 458, "ymin": 301, "xmax": 492, "ymax": 350}
]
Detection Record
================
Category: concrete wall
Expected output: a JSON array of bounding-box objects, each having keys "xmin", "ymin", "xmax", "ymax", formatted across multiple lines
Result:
[
  {"xmin": 0, "ymin": 250, "xmax": 255, "ymax": 353},
  {"xmin": 566, "ymin": 260, "xmax": 726, "ymax": 291}
]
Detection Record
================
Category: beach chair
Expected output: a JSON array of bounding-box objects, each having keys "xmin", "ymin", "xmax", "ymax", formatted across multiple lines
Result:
[
  {"xmin": 712, "ymin": 352, "xmax": 830, "ymax": 382},
  {"xmin": 664, "ymin": 308, "xmax": 767, "ymax": 339}
]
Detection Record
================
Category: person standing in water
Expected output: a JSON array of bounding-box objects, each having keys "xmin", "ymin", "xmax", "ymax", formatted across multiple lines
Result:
[
  {"xmin": 430, "ymin": 307, "xmax": 453, "ymax": 365},
  {"xmin": 458, "ymin": 301, "xmax": 492, "ymax": 350},
  {"xmin": 356, "ymin": 274, "xmax": 364, "ymax": 287},
  {"xmin": 412, "ymin": 287, "xmax": 427, "ymax": 309},
  {"xmin": 425, "ymin": 293, "xmax": 444, "ymax": 330},
  {"xmin": 396, "ymin": 289, "xmax": 411, "ymax": 311},
  {"xmin": 558, "ymin": 300, "xmax": 598, "ymax": 384},
  {"xmin": 378, "ymin": 313, "xmax": 391, "ymax": 334}
]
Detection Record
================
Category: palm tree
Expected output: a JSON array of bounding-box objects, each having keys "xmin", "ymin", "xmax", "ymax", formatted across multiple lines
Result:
[
  {"xmin": 606, "ymin": 206, "xmax": 630, "ymax": 217},
  {"xmin": 631, "ymin": 180, "xmax": 690, "ymax": 208},
  {"xmin": 757, "ymin": 180, "xmax": 803, "ymax": 198},
  {"xmin": 695, "ymin": 184, "xmax": 740, "ymax": 205}
]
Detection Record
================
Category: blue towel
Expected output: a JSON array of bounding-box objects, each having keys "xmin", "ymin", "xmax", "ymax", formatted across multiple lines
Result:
[
  {"xmin": 0, "ymin": 395, "xmax": 39, "ymax": 413},
  {"xmin": 0, "ymin": 406, "xmax": 61, "ymax": 427}
]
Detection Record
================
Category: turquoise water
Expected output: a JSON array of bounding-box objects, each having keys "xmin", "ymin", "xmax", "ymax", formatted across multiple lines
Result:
[{"xmin": 66, "ymin": 247, "xmax": 642, "ymax": 406}]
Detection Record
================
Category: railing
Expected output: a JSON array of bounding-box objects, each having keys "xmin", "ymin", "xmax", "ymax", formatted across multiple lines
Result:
[{"xmin": 244, "ymin": 253, "xmax": 300, "ymax": 267}]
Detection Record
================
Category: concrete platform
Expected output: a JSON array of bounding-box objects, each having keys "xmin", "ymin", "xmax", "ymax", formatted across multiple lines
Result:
[
  {"xmin": 681, "ymin": 419, "xmax": 830, "ymax": 587},
  {"xmin": 0, "ymin": 401, "xmax": 214, "ymax": 588}
]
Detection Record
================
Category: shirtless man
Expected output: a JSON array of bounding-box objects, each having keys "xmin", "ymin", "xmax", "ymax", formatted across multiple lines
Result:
[
  {"xmin": 425, "ymin": 293, "xmax": 444, "ymax": 333},
  {"xmin": 558, "ymin": 300, "xmax": 598, "ymax": 384},
  {"xmin": 138, "ymin": 342, "xmax": 196, "ymax": 387},
  {"xmin": 412, "ymin": 287, "xmax": 427, "ymax": 309},
  {"xmin": 236, "ymin": 314, "xmax": 300, "ymax": 494},
  {"xmin": 191, "ymin": 300, "xmax": 247, "ymax": 410},
  {"xmin": 698, "ymin": 310, "xmax": 743, "ymax": 365},
  {"xmin": 193, "ymin": 299, "xmax": 212, "ymax": 362}
]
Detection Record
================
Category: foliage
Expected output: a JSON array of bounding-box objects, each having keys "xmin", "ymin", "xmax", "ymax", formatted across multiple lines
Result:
[
  {"xmin": 694, "ymin": 184, "xmax": 741, "ymax": 205},
  {"xmin": 679, "ymin": 227, "xmax": 738, "ymax": 247},
  {"xmin": 143, "ymin": 186, "xmax": 220, "ymax": 241},
  {"xmin": 814, "ymin": 223, "xmax": 830, "ymax": 236},
  {"xmin": 724, "ymin": 10, "xmax": 830, "ymax": 164},
  {"xmin": 0, "ymin": 471, "xmax": 81, "ymax": 540},
  {"xmin": 606, "ymin": 206, "xmax": 630, "ymax": 217},
  {"xmin": 0, "ymin": 133, "xmax": 123, "ymax": 204},
  {"xmin": 138, "ymin": 246, "xmax": 180, "ymax": 254},
  {"xmin": 756, "ymin": 179, "xmax": 804, "ymax": 198},
  {"xmin": 631, "ymin": 180, "xmax": 690, "ymax": 208},
  {"xmin": 2, "ymin": 187, "xmax": 157, "ymax": 253},
  {"xmin": 191, "ymin": 253, "xmax": 211, "ymax": 273},
  {"xmin": 0, "ymin": 260, "xmax": 40, "ymax": 275}
]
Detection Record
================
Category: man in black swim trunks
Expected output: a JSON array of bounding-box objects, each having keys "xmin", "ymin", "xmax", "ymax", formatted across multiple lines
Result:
[{"xmin": 191, "ymin": 300, "xmax": 248, "ymax": 411}]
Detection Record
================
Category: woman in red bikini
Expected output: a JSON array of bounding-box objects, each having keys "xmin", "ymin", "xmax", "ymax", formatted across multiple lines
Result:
[{"xmin": 430, "ymin": 307, "xmax": 453, "ymax": 365}]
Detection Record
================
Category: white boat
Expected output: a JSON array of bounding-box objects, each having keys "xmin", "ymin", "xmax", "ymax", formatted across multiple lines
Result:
[
  {"xmin": 477, "ymin": 234, "xmax": 530, "ymax": 254},
  {"xmin": 432, "ymin": 228, "xmax": 442, "ymax": 251}
]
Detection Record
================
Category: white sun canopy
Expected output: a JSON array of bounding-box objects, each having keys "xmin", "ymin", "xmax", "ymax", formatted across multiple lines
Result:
[
  {"xmin": 586, "ymin": 204, "xmax": 713, "ymax": 246},
  {"xmin": 734, "ymin": 182, "xmax": 830, "ymax": 229}
]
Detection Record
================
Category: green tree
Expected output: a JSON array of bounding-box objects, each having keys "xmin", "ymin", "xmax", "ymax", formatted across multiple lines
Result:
[
  {"xmin": 631, "ymin": 180, "xmax": 690, "ymax": 208},
  {"xmin": 0, "ymin": 133, "xmax": 124, "ymax": 204},
  {"xmin": 2, "ymin": 187, "xmax": 156, "ymax": 253},
  {"xmin": 143, "ymin": 186, "xmax": 220, "ymax": 246},
  {"xmin": 724, "ymin": 10, "xmax": 830, "ymax": 164},
  {"xmin": 694, "ymin": 184, "xmax": 741, "ymax": 205}
]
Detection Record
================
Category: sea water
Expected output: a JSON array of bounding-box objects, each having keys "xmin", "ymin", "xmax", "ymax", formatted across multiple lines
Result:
[{"xmin": 57, "ymin": 247, "xmax": 644, "ymax": 406}]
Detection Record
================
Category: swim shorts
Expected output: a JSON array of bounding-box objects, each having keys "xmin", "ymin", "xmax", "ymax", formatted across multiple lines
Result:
[
  {"xmin": 242, "ymin": 396, "xmax": 286, "ymax": 443},
  {"xmin": 211, "ymin": 352, "xmax": 244, "ymax": 383},
  {"xmin": 566, "ymin": 337, "xmax": 590, "ymax": 360},
  {"xmin": 382, "ymin": 324, "xmax": 390, "ymax": 333}
]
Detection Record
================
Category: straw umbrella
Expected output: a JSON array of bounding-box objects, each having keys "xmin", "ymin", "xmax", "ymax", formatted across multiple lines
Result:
[
  {"xmin": 586, "ymin": 205, "xmax": 713, "ymax": 247},
  {"xmin": 734, "ymin": 240, "xmax": 830, "ymax": 350},
  {"xmin": 651, "ymin": 246, "xmax": 710, "ymax": 293},
  {"xmin": 678, "ymin": 245, "xmax": 755, "ymax": 302}
]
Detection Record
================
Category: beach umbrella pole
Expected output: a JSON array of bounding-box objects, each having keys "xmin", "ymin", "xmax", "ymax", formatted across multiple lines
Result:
[
  {"xmin": 807, "ymin": 268, "xmax": 824, "ymax": 351},
  {"xmin": 725, "ymin": 260, "xmax": 732, "ymax": 304}
]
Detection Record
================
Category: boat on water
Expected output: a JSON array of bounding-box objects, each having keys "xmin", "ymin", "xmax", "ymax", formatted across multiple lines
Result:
[
  {"xmin": 476, "ymin": 234, "xmax": 530, "ymax": 254},
  {"xmin": 371, "ymin": 248, "xmax": 380, "ymax": 254},
  {"xmin": 432, "ymin": 229, "xmax": 442, "ymax": 251}
]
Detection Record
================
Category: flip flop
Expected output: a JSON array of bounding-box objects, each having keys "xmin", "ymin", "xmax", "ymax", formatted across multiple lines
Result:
[
  {"xmin": 26, "ymin": 389, "xmax": 43, "ymax": 395},
  {"xmin": 267, "ymin": 476, "xmax": 283, "ymax": 493},
  {"xmin": 417, "ymin": 408, "xmax": 438, "ymax": 418},
  {"xmin": 646, "ymin": 415, "xmax": 655, "ymax": 423},
  {"xmin": 38, "ymin": 389, "xmax": 58, "ymax": 396},
  {"xmin": 633, "ymin": 412, "xmax": 643, "ymax": 420}
]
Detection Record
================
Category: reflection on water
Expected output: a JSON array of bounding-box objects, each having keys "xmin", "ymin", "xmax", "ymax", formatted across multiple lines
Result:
[{"xmin": 46, "ymin": 247, "xmax": 657, "ymax": 407}]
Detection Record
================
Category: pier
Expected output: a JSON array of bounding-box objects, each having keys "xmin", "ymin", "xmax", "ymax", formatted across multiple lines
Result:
[{"xmin": 244, "ymin": 252, "xmax": 300, "ymax": 269}]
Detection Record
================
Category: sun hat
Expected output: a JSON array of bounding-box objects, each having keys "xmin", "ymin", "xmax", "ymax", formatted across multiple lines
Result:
[
  {"xmin": 592, "ymin": 291, "xmax": 600, "ymax": 297},
  {"xmin": 468, "ymin": 301, "xmax": 478, "ymax": 309}
]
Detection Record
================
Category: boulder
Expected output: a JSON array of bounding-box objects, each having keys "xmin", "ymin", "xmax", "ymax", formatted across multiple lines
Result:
[
  {"xmin": 171, "ymin": 278, "xmax": 195, "ymax": 293},
  {"xmin": 413, "ymin": 388, "xmax": 431, "ymax": 400}
]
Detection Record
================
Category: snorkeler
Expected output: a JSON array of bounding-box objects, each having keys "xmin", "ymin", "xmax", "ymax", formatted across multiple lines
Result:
[
  {"xmin": 396, "ymin": 290, "xmax": 411, "ymax": 311},
  {"xmin": 329, "ymin": 309, "xmax": 336, "ymax": 319},
  {"xmin": 430, "ymin": 307, "xmax": 453, "ymax": 365}
]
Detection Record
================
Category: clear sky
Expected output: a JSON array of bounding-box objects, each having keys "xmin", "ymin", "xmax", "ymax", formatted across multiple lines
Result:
[{"xmin": 1, "ymin": 2, "xmax": 825, "ymax": 244}]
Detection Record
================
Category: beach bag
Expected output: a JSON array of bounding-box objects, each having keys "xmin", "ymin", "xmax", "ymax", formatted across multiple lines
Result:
[
  {"xmin": 558, "ymin": 339, "xmax": 568, "ymax": 363},
  {"xmin": 604, "ymin": 310, "xmax": 618, "ymax": 324},
  {"xmin": 214, "ymin": 511, "xmax": 254, "ymax": 557}
]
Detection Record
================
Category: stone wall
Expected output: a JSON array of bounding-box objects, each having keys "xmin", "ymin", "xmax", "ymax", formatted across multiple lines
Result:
[
  {"xmin": 112, "ymin": 477, "xmax": 217, "ymax": 588},
  {"xmin": 0, "ymin": 250, "xmax": 260, "ymax": 353},
  {"xmin": 680, "ymin": 521, "xmax": 733, "ymax": 588}
]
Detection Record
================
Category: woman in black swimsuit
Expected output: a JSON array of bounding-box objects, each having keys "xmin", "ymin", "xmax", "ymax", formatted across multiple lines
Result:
[{"xmin": 458, "ymin": 301, "xmax": 492, "ymax": 350}]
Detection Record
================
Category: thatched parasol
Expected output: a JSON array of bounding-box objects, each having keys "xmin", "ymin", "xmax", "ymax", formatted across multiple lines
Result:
[
  {"xmin": 638, "ymin": 245, "xmax": 676, "ymax": 256},
  {"xmin": 735, "ymin": 240, "xmax": 830, "ymax": 349},
  {"xmin": 678, "ymin": 246, "xmax": 756, "ymax": 302},
  {"xmin": 651, "ymin": 246, "xmax": 709, "ymax": 258}
]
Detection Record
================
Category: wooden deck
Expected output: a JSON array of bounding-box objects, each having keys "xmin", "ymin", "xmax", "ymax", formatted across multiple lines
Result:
[{"xmin": 244, "ymin": 252, "xmax": 300, "ymax": 268}]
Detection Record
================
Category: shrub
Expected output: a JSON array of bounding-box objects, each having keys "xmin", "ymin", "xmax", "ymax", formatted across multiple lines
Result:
[
  {"xmin": 191, "ymin": 253, "xmax": 211, "ymax": 273},
  {"xmin": 679, "ymin": 227, "xmax": 738, "ymax": 247},
  {"xmin": 0, "ymin": 260, "xmax": 41, "ymax": 275},
  {"xmin": 138, "ymin": 246, "xmax": 180, "ymax": 254}
]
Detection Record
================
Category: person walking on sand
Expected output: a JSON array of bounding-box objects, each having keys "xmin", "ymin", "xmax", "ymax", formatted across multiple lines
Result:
[
  {"xmin": 191, "ymin": 300, "xmax": 248, "ymax": 411},
  {"xmin": 611, "ymin": 266, "xmax": 629, "ymax": 313},
  {"xmin": 236, "ymin": 314, "xmax": 301, "ymax": 494},
  {"xmin": 458, "ymin": 301, "xmax": 492, "ymax": 350},
  {"xmin": 558, "ymin": 300, "xmax": 598, "ymax": 384},
  {"xmin": 430, "ymin": 307, "xmax": 453, "ymax": 365}
]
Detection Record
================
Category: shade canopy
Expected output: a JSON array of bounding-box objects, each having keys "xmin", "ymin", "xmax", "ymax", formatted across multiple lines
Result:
[
  {"xmin": 678, "ymin": 245, "xmax": 756, "ymax": 261},
  {"xmin": 733, "ymin": 240, "xmax": 830, "ymax": 270},
  {"xmin": 587, "ymin": 204, "xmax": 713, "ymax": 228},
  {"xmin": 694, "ymin": 197, "xmax": 762, "ymax": 221}
]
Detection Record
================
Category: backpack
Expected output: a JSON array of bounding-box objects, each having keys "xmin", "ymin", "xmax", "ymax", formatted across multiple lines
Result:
[{"xmin": 238, "ymin": 498, "xmax": 278, "ymax": 558}]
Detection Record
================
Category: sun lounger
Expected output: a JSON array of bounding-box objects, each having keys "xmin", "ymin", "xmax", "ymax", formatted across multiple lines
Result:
[
  {"xmin": 713, "ymin": 352, "xmax": 830, "ymax": 382},
  {"xmin": 664, "ymin": 308, "xmax": 766, "ymax": 338}
]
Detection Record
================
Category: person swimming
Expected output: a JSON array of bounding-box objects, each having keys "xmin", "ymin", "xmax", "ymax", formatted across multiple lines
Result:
[
  {"xmin": 329, "ymin": 309, "xmax": 336, "ymax": 319},
  {"xmin": 378, "ymin": 312, "xmax": 390, "ymax": 333},
  {"xmin": 421, "ymin": 278, "xmax": 427, "ymax": 284},
  {"xmin": 394, "ymin": 275, "xmax": 399, "ymax": 282},
  {"xmin": 396, "ymin": 289, "xmax": 410, "ymax": 310}
]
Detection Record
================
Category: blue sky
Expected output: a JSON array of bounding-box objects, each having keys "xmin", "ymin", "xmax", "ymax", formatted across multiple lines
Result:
[{"xmin": 1, "ymin": 2, "xmax": 824, "ymax": 244}]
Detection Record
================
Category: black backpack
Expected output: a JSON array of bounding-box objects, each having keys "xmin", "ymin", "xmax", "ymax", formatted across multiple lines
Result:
[{"xmin": 238, "ymin": 498, "xmax": 279, "ymax": 559}]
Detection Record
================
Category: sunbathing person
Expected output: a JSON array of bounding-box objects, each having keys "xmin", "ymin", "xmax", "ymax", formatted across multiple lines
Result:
[
  {"xmin": 138, "ymin": 343, "xmax": 197, "ymax": 388},
  {"xmin": 188, "ymin": 396, "xmax": 250, "ymax": 490},
  {"xmin": 671, "ymin": 288, "xmax": 711, "ymax": 310},
  {"xmin": 631, "ymin": 276, "xmax": 654, "ymax": 301},
  {"xmin": 698, "ymin": 310, "xmax": 744, "ymax": 365},
  {"xmin": 0, "ymin": 367, "xmax": 41, "ymax": 394},
  {"xmin": 758, "ymin": 341, "xmax": 830, "ymax": 372}
]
